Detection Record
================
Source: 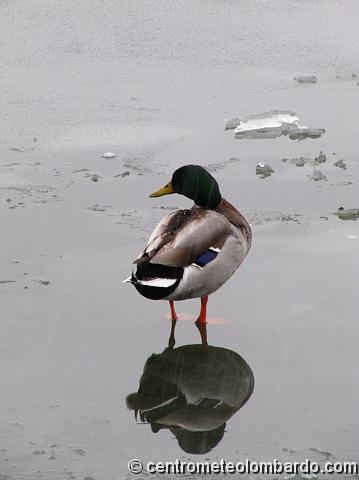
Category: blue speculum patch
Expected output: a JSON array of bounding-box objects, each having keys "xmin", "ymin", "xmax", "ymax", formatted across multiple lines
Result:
[{"xmin": 194, "ymin": 249, "xmax": 218, "ymax": 267}]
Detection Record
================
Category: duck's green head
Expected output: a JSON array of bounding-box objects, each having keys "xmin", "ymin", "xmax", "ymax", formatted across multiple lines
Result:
[{"xmin": 150, "ymin": 165, "xmax": 221, "ymax": 209}]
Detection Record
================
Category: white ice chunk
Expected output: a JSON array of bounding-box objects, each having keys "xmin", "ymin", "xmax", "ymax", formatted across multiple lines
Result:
[
  {"xmin": 256, "ymin": 162, "xmax": 274, "ymax": 178},
  {"xmin": 227, "ymin": 110, "xmax": 325, "ymax": 141},
  {"xmin": 294, "ymin": 75, "xmax": 318, "ymax": 84},
  {"xmin": 101, "ymin": 152, "xmax": 117, "ymax": 159}
]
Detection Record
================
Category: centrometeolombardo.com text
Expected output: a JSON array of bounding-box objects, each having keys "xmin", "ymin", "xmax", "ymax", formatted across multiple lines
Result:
[{"xmin": 128, "ymin": 458, "xmax": 359, "ymax": 476}]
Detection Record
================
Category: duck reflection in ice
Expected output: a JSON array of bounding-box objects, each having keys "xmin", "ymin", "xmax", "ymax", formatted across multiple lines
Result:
[{"xmin": 126, "ymin": 344, "xmax": 254, "ymax": 454}]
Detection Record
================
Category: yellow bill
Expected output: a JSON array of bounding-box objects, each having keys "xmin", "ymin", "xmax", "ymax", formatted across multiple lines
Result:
[{"xmin": 149, "ymin": 181, "xmax": 175, "ymax": 198}]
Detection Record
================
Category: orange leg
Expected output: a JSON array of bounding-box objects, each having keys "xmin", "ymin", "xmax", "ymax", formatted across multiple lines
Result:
[
  {"xmin": 195, "ymin": 296, "xmax": 209, "ymax": 350},
  {"xmin": 169, "ymin": 300, "xmax": 178, "ymax": 321},
  {"xmin": 168, "ymin": 300, "xmax": 177, "ymax": 349}
]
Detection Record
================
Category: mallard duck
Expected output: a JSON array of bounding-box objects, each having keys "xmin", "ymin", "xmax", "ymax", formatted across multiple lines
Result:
[{"xmin": 124, "ymin": 165, "xmax": 252, "ymax": 348}]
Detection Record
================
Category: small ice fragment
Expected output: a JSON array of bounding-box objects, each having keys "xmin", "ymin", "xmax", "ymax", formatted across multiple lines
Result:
[
  {"xmin": 281, "ymin": 215, "xmax": 296, "ymax": 222},
  {"xmin": 309, "ymin": 447, "xmax": 334, "ymax": 460},
  {"xmin": 283, "ymin": 447, "xmax": 296, "ymax": 453},
  {"xmin": 309, "ymin": 170, "xmax": 327, "ymax": 181},
  {"xmin": 293, "ymin": 157, "xmax": 306, "ymax": 167},
  {"xmin": 73, "ymin": 448, "xmax": 86, "ymax": 455},
  {"xmin": 87, "ymin": 204, "xmax": 111, "ymax": 212},
  {"xmin": 256, "ymin": 163, "xmax": 274, "ymax": 178},
  {"xmin": 72, "ymin": 168, "xmax": 90, "ymax": 173},
  {"xmin": 314, "ymin": 151, "xmax": 326, "ymax": 163},
  {"xmin": 101, "ymin": 152, "xmax": 117, "ymax": 159},
  {"xmin": 293, "ymin": 75, "xmax": 318, "ymax": 84},
  {"xmin": 10, "ymin": 146, "xmax": 34, "ymax": 152},
  {"xmin": 335, "ymin": 207, "xmax": 359, "ymax": 221},
  {"xmin": 114, "ymin": 171, "xmax": 130, "ymax": 178},
  {"xmin": 88, "ymin": 204, "xmax": 105, "ymax": 212},
  {"xmin": 32, "ymin": 279, "xmax": 51, "ymax": 286},
  {"xmin": 334, "ymin": 159, "xmax": 347, "ymax": 170},
  {"xmin": 224, "ymin": 118, "xmax": 241, "ymax": 130},
  {"xmin": 288, "ymin": 127, "xmax": 325, "ymax": 140}
]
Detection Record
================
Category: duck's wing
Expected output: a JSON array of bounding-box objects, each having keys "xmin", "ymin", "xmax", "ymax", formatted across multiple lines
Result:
[{"xmin": 135, "ymin": 207, "xmax": 232, "ymax": 267}]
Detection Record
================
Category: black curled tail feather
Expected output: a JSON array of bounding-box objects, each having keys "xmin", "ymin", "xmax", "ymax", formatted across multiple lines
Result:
[{"xmin": 133, "ymin": 263, "xmax": 184, "ymax": 300}]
